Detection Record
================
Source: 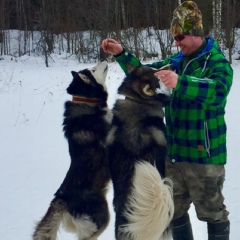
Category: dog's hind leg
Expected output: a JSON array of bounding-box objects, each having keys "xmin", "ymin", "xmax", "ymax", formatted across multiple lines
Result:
[
  {"xmin": 63, "ymin": 212, "xmax": 108, "ymax": 240},
  {"xmin": 33, "ymin": 199, "xmax": 66, "ymax": 240}
]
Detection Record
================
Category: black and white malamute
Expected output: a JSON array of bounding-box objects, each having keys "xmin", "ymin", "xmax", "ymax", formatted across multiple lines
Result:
[
  {"xmin": 33, "ymin": 61, "xmax": 111, "ymax": 240},
  {"xmin": 107, "ymin": 64, "xmax": 174, "ymax": 240}
]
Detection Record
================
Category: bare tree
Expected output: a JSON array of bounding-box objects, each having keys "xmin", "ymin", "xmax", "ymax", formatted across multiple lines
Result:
[
  {"xmin": 0, "ymin": 0, "xmax": 11, "ymax": 55},
  {"xmin": 35, "ymin": 0, "xmax": 55, "ymax": 67},
  {"xmin": 221, "ymin": 0, "xmax": 240, "ymax": 63},
  {"xmin": 0, "ymin": 0, "xmax": 6, "ymax": 55},
  {"xmin": 120, "ymin": 0, "xmax": 127, "ymax": 29},
  {"xmin": 1, "ymin": 0, "xmax": 240, "ymax": 64},
  {"xmin": 152, "ymin": 0, "xmax": 176, "ymax": 59},
  {"xmin": 212, "ymin": 0, "xmax": 222, "ymax": 42}
]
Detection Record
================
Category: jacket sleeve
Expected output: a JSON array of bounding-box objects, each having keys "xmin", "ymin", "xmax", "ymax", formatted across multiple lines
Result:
[
  {"xmin": 115, "ymin": 50, "xmax": 169, "ymax": 75},
  {"xmin": 175, "ymin": 54, "xmax": 233, "ymax": 107}
]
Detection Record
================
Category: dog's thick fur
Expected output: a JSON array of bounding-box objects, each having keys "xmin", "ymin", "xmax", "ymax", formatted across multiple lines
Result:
[
  {"xmin": 33, "ymin": 61, "xmax": 111, "ymax": 240},
  {"xmin": 107, "ymin": 64, "xmax": 174, "ymax": 240}
]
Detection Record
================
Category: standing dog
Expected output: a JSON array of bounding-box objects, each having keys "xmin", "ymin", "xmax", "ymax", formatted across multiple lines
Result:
[
  {"xmin": 33, "ymin": 61, "xmax": 111, "ymax": 240},
  {"xmin": 107, "ymin": 64, "xmax": 174, "ymax": 240}
]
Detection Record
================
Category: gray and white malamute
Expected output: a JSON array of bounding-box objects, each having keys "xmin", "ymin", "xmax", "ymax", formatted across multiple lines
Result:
[
  {"xmin": 33, "ymin": 61, "xmax": 111, "ymax": 240},
  {"xmin": 107, "ymin": 64, "xmax": 174, "ymax": 240}
]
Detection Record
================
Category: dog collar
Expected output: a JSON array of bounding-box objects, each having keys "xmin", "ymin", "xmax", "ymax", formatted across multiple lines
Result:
[{"xmin": 72, "ymin": 96, "xmax": 101, "ymax": 106}]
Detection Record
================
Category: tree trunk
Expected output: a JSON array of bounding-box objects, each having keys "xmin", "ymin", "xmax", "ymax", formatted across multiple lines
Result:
[
  {"xmin": 212, "ymin": 0, "xmax": 222, "ymax": 42},
  {"xmin": 120, "ymin": 0, "xmax": 127, "ymax": 29}
]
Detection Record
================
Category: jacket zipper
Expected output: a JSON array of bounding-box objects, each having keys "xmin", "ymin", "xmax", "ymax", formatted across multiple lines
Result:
[
  {"xmin": 204, "ymin": 121, "xmax": 211, "ymax": 157},
  {"xmin": 170, "ymin": 52, "xmax": 211, "ymax": 144},
  {"xmin": 170, "ymin": 52, "xmax": 210, "ymax": 122},
  {"xmin": 201, "ymin": 53, "xmax": 211, "ymax": 74},
  {"xmin": 182, "ymin": 52, "xmax": 210, "ymax": 75}
]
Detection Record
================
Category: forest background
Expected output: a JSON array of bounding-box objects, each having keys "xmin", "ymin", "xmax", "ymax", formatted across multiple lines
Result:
[{"xmin": 1, "ymin": 0, "xmax": 240, "ymax": 66}]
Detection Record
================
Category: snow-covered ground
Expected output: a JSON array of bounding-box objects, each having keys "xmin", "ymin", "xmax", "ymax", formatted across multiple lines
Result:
[{"xmin": 0, "ymin": 54, "xmax": 239, "ymax": 239}]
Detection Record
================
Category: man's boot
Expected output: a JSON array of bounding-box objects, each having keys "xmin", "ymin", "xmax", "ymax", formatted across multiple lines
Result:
[
  {"xmin": 172, "ymin": 213, "xmax": 194, "ymax": 240},
  {"xmin": 208, "ymin": 221, "xmax": 230, "ymax": 240}
]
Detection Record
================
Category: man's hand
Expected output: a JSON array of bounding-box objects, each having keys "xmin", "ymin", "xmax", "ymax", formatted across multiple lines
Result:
[
  {"xmin": 101, "ymin": 39, "xmax": 123, "ymax": 56},
  {"xmin": 154, "ymin": 70, "xmax": 178, "ymax": 88}
]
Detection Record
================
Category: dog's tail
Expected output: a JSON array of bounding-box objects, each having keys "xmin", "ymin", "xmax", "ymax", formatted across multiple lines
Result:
[
  {"xmin": 120, "ymin": 161, "xmax": 174, "ymax": 240},
  {"xmin": 33, "ymin": 198, "xmax": 66, "ymax": 240}
]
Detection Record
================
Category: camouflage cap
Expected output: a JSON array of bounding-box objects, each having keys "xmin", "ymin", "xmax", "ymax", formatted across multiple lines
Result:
[{"xmin": 171, "ymin": 1, "xmax": 204, "ymax": 37}]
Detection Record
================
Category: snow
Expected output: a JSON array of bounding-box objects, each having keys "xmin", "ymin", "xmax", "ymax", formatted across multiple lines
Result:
[{"xmin": 0, "ymin": 54, "xmax": 239, "ymax": 240}]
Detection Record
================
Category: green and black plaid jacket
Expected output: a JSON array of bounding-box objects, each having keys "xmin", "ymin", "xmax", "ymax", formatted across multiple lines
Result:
[{"xmin": 115, "ymin": 37, "xmax": 233, "ymax": 164}]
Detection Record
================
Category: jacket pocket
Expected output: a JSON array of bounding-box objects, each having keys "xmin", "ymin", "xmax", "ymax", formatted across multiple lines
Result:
[{"xmin": 204, "ymin": 121, "xmax": 211, "ymax": 157}]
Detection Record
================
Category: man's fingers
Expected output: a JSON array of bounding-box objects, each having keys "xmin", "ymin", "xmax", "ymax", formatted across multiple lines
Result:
[{"xmin": 101, "ymin": 40, "xmax": 108, "ymax": 52}]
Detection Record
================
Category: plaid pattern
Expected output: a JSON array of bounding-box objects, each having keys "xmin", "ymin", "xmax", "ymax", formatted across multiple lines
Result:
[{"xmin": 115, "ymin": 37, "xmax": 233, "ymax": 164}]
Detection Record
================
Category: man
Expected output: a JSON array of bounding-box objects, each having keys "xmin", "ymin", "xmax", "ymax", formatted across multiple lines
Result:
[{"xmin": 102, "ymin": 1, "xmax": 233, "ymax": 240}]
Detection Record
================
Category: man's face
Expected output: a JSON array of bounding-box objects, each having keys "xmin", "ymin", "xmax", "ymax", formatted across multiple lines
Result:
[{"xmin": 173, "ymin": 35, "xmax": 203, "ymax": 56}]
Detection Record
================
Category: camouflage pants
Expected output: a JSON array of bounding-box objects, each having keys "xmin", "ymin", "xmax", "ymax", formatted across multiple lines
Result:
[{"xmin": 166, "ymin": 158, "xmax": 229, "ymax": 223}]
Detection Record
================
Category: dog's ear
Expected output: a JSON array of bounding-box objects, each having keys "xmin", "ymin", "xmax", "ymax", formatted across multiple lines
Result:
[
  {"xmin": 142, "ymin": 83, "xmax": 155, "ymax": 96},
  {"xmin": 71, "ymin": 71, "xmax": 78, "ymax": 77},
  {"xmin": 78, "ymin": 73, "xmax": 91, "ymax": 84},
  {"xmin": 71, "ymin": 71, "xmax": 91, "ymax": 84},
  {"xmin": 126, "ymin": 63, "xmax": 145, "ymax": 76},
  {"xmin": 127, "ymin": 63, "xmax": 136, "ymax": 74}
]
